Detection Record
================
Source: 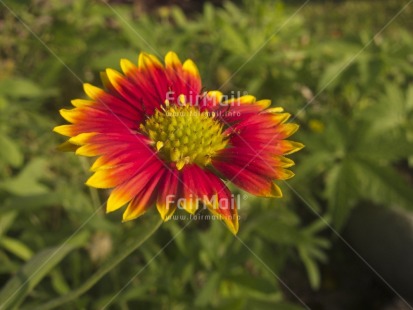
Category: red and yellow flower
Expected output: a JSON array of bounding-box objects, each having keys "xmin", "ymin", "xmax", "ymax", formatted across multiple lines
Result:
[{"xmin": 54, "ymin": 51, "xmax": 303, "ymax": 234}]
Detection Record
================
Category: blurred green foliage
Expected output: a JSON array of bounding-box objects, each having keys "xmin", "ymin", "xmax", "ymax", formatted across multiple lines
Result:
[{"xmin": 0, "ymin": 0, "xmax": 412, "ymax": 309}]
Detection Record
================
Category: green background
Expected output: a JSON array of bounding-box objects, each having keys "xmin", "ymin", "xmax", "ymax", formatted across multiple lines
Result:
[{"xmin": 0, "ymin": 0, "xmax": 412, "ymax": 309}]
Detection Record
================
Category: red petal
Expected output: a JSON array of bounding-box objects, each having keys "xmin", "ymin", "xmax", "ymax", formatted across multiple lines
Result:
[
  {"xmin": 156, "ymin": 169, "xmax": 180, "ymax": 220},
  {"xmin": 180, "ymin": 165, "xmax": 201, "ymax": 214},
  {"xmin": 122, "ymin": 167, "xmax": 165, "ymax": 221},
  {"xmin": 106, "ymin": 157, "xmax": 164, "ymax": 212},
  {"xmin": 202, "ymin": 171, "xmax": 239, "ymax": 234},
  {"xmin": 212, "ymin": 160, "xmax": 281, "ymax": 198}
]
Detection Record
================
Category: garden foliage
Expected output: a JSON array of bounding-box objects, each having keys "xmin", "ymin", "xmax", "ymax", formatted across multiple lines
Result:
[{"xmin": 0, "ymin": 0, "xmax": 412, "ymax": 308}]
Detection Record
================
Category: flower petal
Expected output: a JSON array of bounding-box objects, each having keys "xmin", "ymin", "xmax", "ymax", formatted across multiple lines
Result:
[
  {"xmin": 83, "ymin": 83, "xmax": 104, "ymax": 100},
  {"xmin": 204, "ymin": 172, "xmax": 239, "ymax": 234},
  {"xmin": 106, "ymin": 158, "xmax": 163, "ymax": 213},
  {"xmin": 212, "ymin": 160, "xmax": 281, "ymax": 198},
  {"xmin": 71, "ymin": 99, "xmax": 94, "ymax": 108},
  {"xmin": 222, "ymin": 95, "xmax": 256, "ymax": 106},
  {"xmin": 105, "ymin": 68, "xmax": 124, "ymax": 90},
  {"xmin": 165, "ymin": 51, "xmax": 182, "ymax": 69},
  {"xmin": 86, "ymin": 162, "xmax": 141, "ymax": 189},
  {"xmin": 138, "ymin": 52, "xmax": 164, "ymax": 71},
  {"xmin": 177, "ymin": 165, "xmax": 239, "ymax": 233},
  {"xmin": 122, "ymin": 168, "xmax": 164, "ymax": 221},
  {"xmin": 156, "ymin": 169, "xmax": 180, "ymax": 221},
  {"xmin": 120, "ymin": 58, "xmax": 138, "ymax": 76},
  {"xmin": 56, "ymin": 140, "xmax": 79, "ymax": 152},
  {"xmin": 164, "ymin": 54, "xmax": 202, "ymax": 105},
  {"xmin": 180, "ymin": 165, "xmax": 200, "ymax": 214}
]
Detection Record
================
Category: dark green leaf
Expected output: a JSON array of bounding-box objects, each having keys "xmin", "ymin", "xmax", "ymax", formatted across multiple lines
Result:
[
  {"xmin": 325, "ymin": 161, "xmax": 359, "ymax": 230},
  {"xmin": 0, "ymin": 231, "xmax": 89, "ymax": 309},
  {"xmin": 0, "ymin": 134, "xmax": 23, "ymax": 168}
]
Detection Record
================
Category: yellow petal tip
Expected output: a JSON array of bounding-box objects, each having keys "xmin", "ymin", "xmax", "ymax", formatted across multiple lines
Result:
[
  {"xmin": 165, "ymin": 51, "xmax": 182, "ymax": 68},
  {"xmin": 271, "ymin": 182, "xmax": 283, "ymax": 198},
  {"xmin": 83, "ymin": 83, "xmax": 103, "ymax": 100},
  {"xmin": 182, "ymin": 59, "xmax": 200, "ymax": 78},
  {"xmin": 53, "ymin": 125, "xmax": 73, "ymax": 137},
  {"xmin": 120, "ymin": 58, "xmax": 137, "ymax": 75}
]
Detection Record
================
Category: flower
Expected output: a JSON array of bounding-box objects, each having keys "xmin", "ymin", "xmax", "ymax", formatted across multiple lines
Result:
[{"xmin": 54, "ymin": 51, "xmax": 303, "ymax": 234}]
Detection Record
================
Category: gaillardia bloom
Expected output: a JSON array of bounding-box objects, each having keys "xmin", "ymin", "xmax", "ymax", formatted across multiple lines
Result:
[{"xmin": 54, "ymin": 51, "xmax": 303, "ymax": 234}]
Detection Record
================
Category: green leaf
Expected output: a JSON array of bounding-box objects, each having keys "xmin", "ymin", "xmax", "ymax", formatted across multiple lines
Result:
[
  {"xmin": 0, "ymin": 96, "xmax": 7, "ymax": 111},
  {"xmin": 171, "ymin": 6, "xmax": 187, "ymax": 27},
  {"xmin": 1, "ymin": 193, "xmax": 61, "ymax": 214},
  {"xmin": 0, "ymin": 231, "xmax": 89, "ymax": 309},
  {"xmin": 50, "ymin": 269, "xmax": 71, "ymax": 295},
  {"xmin": 406, "ymin": 85, "xmax": 413, "ymax": 111},
  {"xmin": 0, "ymin": 237, "xmax": 33, "ymax": 261},
  {"xmin": 361, "ymin": 83, "xmax": 407, "ymax": 132},
  {"xmin": 292, "ymin": 151, "xmax": 334, "ymax": 182},
  {"xmin": 165, "ymin": 220, "xmax": 189, "ymax": 256},
  {"xmin": 298, "ymin": 246, "xmax": 320, "ymax": 290},
  {"xmin": 0, "ymin": 78, "xmax": 44, "ymax": 99},
  {"xmin": 0, "ymin": 211, "xmax": 18, "ymax": 235},
  {"xmin": 318, "ymin": 56, "xmax": 354, "ymax": 91},
  {"xmin": 0, "ymin": 158, "xmax": 50, "ymax": 196},
  {"xmin": 195, "ymin": 272, "xmax": 221, "ymax": 307},
  {"xmin": 203, "ymin": 2, "xmax": 215, "ymax": 24},
  {"xmin": 221, "ymin": 23, "xmax": 248, "ymax": 55},
  {"xmin": 30, "ymin": 217, "xmax": 162, "ymax": 310},
  {"xmin": 325, "ymin": 161, "xmax": 359, "ymax": 230},
  {"xmin": 303, "ymin": 215, "xmax": 331, "ymax": 235},
  {"xmin": 0, "ymin": 134, "xmax": 23, "ymax": 168},
  {"xmin": 306, "ymin": 246, "xmax": 328, "ymax": 263},
  {"xmin": 351, "ymin": 125, "xmax": 413, "ymax": 162},
  {"xmin": 222, "ymin": 274, "xmax": 281, "ymax": 302},
  {"xmin": 253, "ymin": 215, "xmax": 301, "ymax": 246},
  {"xmin": 352, "ymin": 157, "xmax": 413, "ymax": 210}
]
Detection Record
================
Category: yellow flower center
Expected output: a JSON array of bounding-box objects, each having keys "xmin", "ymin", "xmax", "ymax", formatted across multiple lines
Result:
[{"xmin": 140, "ymin": 101, "xmax": 228, "ymax": 170}]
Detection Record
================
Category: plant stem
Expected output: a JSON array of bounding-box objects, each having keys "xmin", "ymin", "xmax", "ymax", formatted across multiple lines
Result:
[{"xmin": 30, "ymin": 218, "xmax": 163, "ymax": 310}]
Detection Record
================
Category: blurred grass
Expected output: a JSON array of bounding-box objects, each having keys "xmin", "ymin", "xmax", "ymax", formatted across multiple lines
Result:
[{"xmin": 0, "ymin": 0, "xmax": 412, "ymax": 309}]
